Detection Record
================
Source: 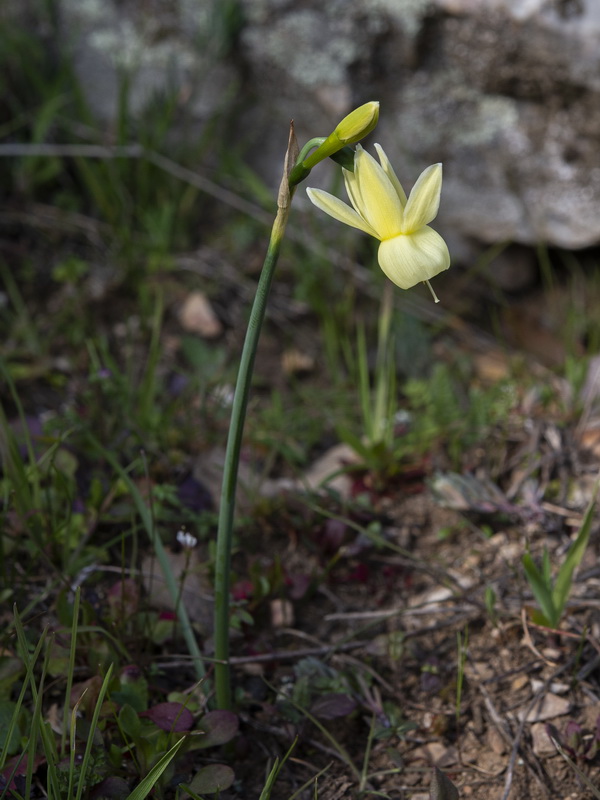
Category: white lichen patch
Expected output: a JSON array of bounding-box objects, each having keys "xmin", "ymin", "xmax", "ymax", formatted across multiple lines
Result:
[
  {"xmin": 90, "ymin": 21, "xmax": 197, "ymax": 71},
  {"xmin": 361, "ymin": 0, "xmax": 432, "ymax": 37},
  {"xmin": 64, "ymin": 0, "xmax": 210, "ymax": 72},
  {"xmin": 179, "ymin": 0, "xmax": 212, "ymax": 30},
  {"xmin": 63, "ymin": 0, "xmax": 106, "ymax": 23},
  {"xmin": 243, "ymin": 10, "xmax": 359, "ymax": 89},
  {"xmin": 459, "ymin": 95, "xmax": 519, "ymax": 146}
]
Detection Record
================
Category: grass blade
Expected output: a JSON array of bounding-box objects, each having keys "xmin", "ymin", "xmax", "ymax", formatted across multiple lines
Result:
[
  {"xmin": 86, "ymin": 435, "xmax": 206, "ymax": 681},
  {"xmin": 548, "ymin": 731, "xmax": 600, "ymax": 799},
  {"xmin": 125, "ymin": 736, "xmax": 186, "ymax": 800},
  {"xmin": 522, "ymin": 552, "xmax": 556, "ymax": 627},
  {"xmin": 553, "ymin": 480, "xmax": 599, "ymax": 615},
  {"xmin": 258, "ymin": 738, "xmax": 297, "ymax": 800},
  {"xmin": 74, "ymin": 663, "xmax": 114, "ymax": 800},
  {"xmin": 61, "ymin": 586, "xmax": 80, "ymax": 757}
]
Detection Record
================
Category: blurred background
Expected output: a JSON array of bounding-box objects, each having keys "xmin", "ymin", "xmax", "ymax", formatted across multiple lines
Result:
[
  {"xmin": 3, "ymin": 0, "xmax": 600, "ymax": 366},
  {"xmin": 3, "ymin": 0, "xmax": 600, "ymax": 463}
]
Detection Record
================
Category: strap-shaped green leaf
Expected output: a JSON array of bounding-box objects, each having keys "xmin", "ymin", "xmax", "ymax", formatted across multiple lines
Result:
[
  {"xmin": 553, "ymin": 482, "xmax": 599, "ymax": 615},
  {"xmin": 125, "ymin": 737, "xmax": 186, "ymax": 800},
  {"xmin": 522, "ymin": 551, "xmax": 557, "ymax": 628}
]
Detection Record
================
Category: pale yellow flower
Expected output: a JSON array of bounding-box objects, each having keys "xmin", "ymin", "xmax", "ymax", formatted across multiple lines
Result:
[{"xmin": 307, "ymin": 144, "xmax": 450, "ymax": 299}]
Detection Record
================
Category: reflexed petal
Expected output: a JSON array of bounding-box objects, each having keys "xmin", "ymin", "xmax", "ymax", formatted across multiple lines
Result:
[
  {"xmin": 374, "ymin": 144, "xmax": 407, "ymax": 207},
  {"xmin": 352, "ymin": 146, "xmax": 403, "ymax": 240},
  {"xmin": 401, "ymin": 163, "xmax": 442, "ymax": 234},
  {"xmin": 343, "ymin": 165, "xmax": 365, "ymax": 220},
  {"xmin": 306, "ymin": 187, "xmax": 378, "ymax": 237},
  {"xmin": 344, "ymin": 147, "xmax": 374, "ymax": 221},
  {"xmin": 377, "ymin": 227, "xmax": 450, "ymax": 290}
]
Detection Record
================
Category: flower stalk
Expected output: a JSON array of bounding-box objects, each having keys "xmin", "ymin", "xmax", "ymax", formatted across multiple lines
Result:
[
  {"xmin": 213, "ymin": 123, "xmax": 298, "ymax": 709},
  {"xmin": 211, "ymin": 103, "xmax": 447, "ymax": 710}
]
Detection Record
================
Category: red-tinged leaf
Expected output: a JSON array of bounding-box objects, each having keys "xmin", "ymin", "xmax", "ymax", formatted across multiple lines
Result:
[
  {"xmin": 310, "ymin": 693, "xmax": 357, "ymax": 720},
  {"xmin": 346, "ymin": 562, "xmax": 369, "ymax": 583},
  {"xmin": 287, "ymin": 572, "xmax": 311, "ymax": 600},
  {"xmin": 322, "ymin": 518, "xmax": 347, "ymax": 553},
  {"xmin": 107, "ymin": 578, "xmax": 140, "ymax": 619},
  {"xmin": 565, "ymin": 720, "xmax": 583, "ymax": 755},
  {"xmin": 232, "ymin": 580, "xmax": 253, "ymax": 601},
  {"xmin": 185, "ymin": 764, "xmax": 235, "ymax": 794},
  {"xmin": 2, "ymin": 752, "xmax": 45, "ymax": 789},
  {"xmin": 140, "ymin": 702, "xmax": 193, "ymax": 732},
  {"xmin": 196, "ymin": 710, "xmax": 238, "ymax": 747}
]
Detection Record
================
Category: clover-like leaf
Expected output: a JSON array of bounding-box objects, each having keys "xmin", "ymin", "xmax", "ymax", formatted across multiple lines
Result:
[
  {"xmin": 184, "ymin": 764, "xmax": 235, "ymax": 794},
  {"xmin": 195, "ymin": 710, "xmax": 239, "ymax": 748},
  {"xmin": 310, "ymin": 693, "xmax": 357, "ymax": 720},
  {"xmin": 139, "ymin": 702, "xmax": 193, "ymax": 732}
]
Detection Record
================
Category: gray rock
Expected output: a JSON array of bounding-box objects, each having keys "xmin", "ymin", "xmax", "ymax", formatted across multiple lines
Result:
[
  {"xmin": 8, "ymin": 0, "xmax": 600, "ymax": 252},
  {"xmin": 58, "ymin": 0, "xmax": 238, "ymax": 122},
  {"xmin": 238, "ymin": 0, "xmax": 600, "ymax": 250}
]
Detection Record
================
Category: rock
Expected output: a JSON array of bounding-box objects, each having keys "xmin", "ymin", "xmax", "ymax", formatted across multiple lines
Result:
[
  {"xmin": 418, "ymin": 741, "xmax": 459, "ymax": 768},
  {"xmin": 531, "ymin": 679, "xmax": 569, "ymax": 695},
  {"xmin": 11, "ymin": 0, "xmax": 600, "ymax": 252},
  {"xmin": 281, "ymin": 348, "xmax": 315, "ymax": 376},
  {"xmin": 531, "ymin": 721, "xmax": 557, "ymax": 756},
  {"xmin": 193, "ymin": 445, "xmax": 264, "ymax": 514},
  {"xmin": 238, "ymin": 0, "xmax": 600, "ymax": 251},
  {"xmin": 178, "ymin": 291, "xmax": 223, "ymax": 338},
  {"xmin": 56, "ymin": 0, "xmax": 238, "ymax": 122},
  {"xmin": 580, "ymin": 355, "xmax": 600, "ymax": 409},
  {"xmin": 486, "ymin": 726, "xmax": 506, "ymax": 755},
  {"xmin": 140, "ymin": 548, "xmax": 214, "ymax": 635},
  {"xmin": 465, "ymin": 660, "xmax": 495, "ymax": 682},
  {"xmin": 511, "ymin": 674, "xmax": 529, "ymax": 691},
  {"xmin": 296, "ymin": 442, "xmax": 361, "ymax": 499},
  {"xmin": 512, "ymin": 692, "xmax": 571, "ymax": 722},
  {"xmin": 193, "ymin": 441, "xmax": 361, "ymax": 517},
  {"xmin": 270, "ymin": 598, "xmax": 294, "ymax": 627},
  {"xmin": 580, "ymin": 701, "xmax": 600, "ymax": 730}
]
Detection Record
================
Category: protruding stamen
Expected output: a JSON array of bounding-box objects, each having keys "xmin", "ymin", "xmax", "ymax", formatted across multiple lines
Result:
[{"xmin": 425, "ymin": 280, "xmax": 440, "ymax": 303}]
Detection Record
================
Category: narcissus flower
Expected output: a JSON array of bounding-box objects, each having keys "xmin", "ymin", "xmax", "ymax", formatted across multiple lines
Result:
[{"xmin": 307, "ymin": 144, "xmax": 450, "ymax": 298}]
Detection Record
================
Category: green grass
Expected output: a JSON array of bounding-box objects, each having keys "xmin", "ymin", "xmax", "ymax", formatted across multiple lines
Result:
[{"xmin": 523, "ymin": 481, "xmax": 599, "ymax": 630}]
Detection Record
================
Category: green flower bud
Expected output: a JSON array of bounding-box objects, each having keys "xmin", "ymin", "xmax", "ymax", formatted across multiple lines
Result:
[
  {"xmin": 333, "ymin": 101, "xmax": 380, "ymax": 145},
  {"xmin": 302, "ymin": 101, "xmax": 379, "ymax": 170}
]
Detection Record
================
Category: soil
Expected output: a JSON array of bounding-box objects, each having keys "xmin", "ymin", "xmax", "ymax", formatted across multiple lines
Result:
[{"xmin": 216, "ymin": 482, "xmax": 600, "ymax": 800}]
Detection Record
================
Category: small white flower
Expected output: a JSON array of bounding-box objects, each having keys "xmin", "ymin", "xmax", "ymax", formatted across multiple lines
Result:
[{"xmin": 177, "ymin": 530, "xmax": 198, "ymax": 549}]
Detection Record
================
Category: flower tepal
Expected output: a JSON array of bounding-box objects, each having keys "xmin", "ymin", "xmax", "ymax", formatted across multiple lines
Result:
[{"xmin": 307, "ymin": 144, "xmax": 450, "ymax": 299}]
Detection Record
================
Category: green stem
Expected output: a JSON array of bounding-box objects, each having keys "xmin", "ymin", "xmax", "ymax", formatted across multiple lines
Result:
[{"xmin": 214, "ymin": 126, "xmax": 297, "ymax": 709}]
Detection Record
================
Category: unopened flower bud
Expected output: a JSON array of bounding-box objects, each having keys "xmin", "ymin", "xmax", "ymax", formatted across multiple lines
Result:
[
  {"xmin": 302, "ymin": 101, "xmax": 379, "ymax": 170},
  {"xmin": 333, "ymin": 101, "xmax": 380, "ymax": 145}
]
